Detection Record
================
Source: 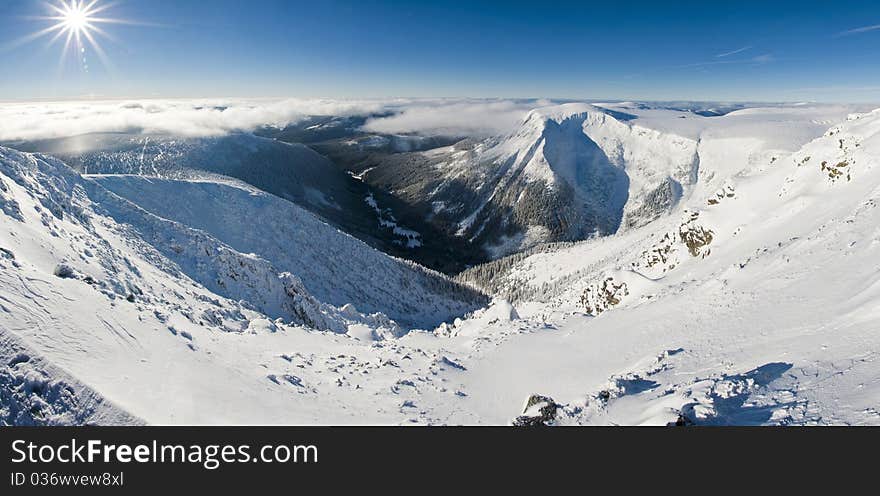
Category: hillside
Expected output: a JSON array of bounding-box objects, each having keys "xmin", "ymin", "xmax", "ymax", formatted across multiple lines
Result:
[
  {"xmin": 2, "ymin": 105, "xmax": 880, "ymax": 425},
  {"xmin": 7, "ymin": 133, "xmax": 459, "ymax": 270},
  {"xmin": 450, "ymin": 107, "xmax": 880, "ymax": 425},
  {"xmin": 0, "ymin": 146, "xmax": 485, "ymax": 424}
]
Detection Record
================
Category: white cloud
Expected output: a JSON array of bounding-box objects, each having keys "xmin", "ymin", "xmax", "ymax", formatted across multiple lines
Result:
[
  {"xmin": 362, "ymin": 99, "xmax": 553, "ymax": 137},
  {"xmin": 0, "ymin": 98, "xmax": 389, "ymax": 142},
  {"xmin": 0, "ymin": 98, "xmax": 553, "ymax": 142},
  {"xmin": 836, "ymin": 24, "xmax": 880, "ymax": 37},
  {"xmin": 716, "ymin": 46, "xmax": 752, "ymax": 58}
]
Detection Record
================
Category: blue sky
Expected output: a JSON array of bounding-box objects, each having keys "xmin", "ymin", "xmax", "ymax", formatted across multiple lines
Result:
[{"xmin": 1, "ymin": 0, "xmax": 879, "ymax": 102}]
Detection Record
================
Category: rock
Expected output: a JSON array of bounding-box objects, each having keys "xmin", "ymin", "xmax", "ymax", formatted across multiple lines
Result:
[
  {"xmin": 512, "ymin": 394, "xmax": 558, "ymax": 427},
  {"xmin": 821, "ymin": 160, "xmax": 851, "ymax": 182},
  {"xmin": 669, "ymin": 413, "xmax": 695, "ymax": 427},
  {"xmin": 339, "ymin": 303, "xmax": 360, "ymax": 318},
  {"xmin": 679, "ymin": 212, "xmax": 714, "ymax": 258},
  {"xmin": 52, "ymin": 264, "xmax": 77, "ymax": 279},
  {"xmin": 580, "ymin": 277, "xmax": 629, "ymax": 316},
  {"xmin": 433, "ymin": 355, "xmax": 467, "ymax": 371}
]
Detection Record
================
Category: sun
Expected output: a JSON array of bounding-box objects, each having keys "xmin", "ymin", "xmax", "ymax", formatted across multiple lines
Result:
[
  {"xmin": 49, "ymin": 0, "xmax": 104, "ymax": 41},
  {"xmin": 6, "ymin": 0, "xmax": 139, "ymax": 73},
  {"xmin": 7, "ymin": 0, "xmax": 151, "ymax": 75},
  {"xmin": 58, "ymin": 1, "xmax": 93, "ymax": 35},
  {"xmin": 42, "ymin": 0, "xmax": 114, "ymax": 72}
]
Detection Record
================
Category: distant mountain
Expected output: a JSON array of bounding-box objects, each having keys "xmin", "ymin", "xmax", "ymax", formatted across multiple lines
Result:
[
  {"xmin": 333, "ymin": 103, "xmax": 699, "ymax": 258},
  {"xmin": 13, "ymin": 132, "xmax": 366, "ymax": 222}
]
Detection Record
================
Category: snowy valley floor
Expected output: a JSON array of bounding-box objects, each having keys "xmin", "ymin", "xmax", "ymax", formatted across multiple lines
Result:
[{"xmin": 2, "ymin": 104, "xmax": 880, "ymax": 425}]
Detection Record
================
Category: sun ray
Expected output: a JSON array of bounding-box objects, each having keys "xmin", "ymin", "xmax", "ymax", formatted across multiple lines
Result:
[
  {"xmin": 86, "ymin": 24, "xmax": 119, "ymax": 45},
  {"xmin": 82, "ymin": 0, "xmax": 118, "ymax": 18},
  {"xmin": 0, "ymin": 23, "xmax": 65, "ymax": 52},
  {"xmin": 35, "ymin": 0, "xmax": 131, "ymax": 73},
  {"xmin": 80, "ymin": 25, "xmax": 116, "ymax": 75},
  {"xmin": 57, "ymin": 28, "xmax": 75, "ymax": 73},
  {"xmin": 7, "ymin": 0, "xmax": 147, "ymax": 74},
  {"xmin": 47, "ymin": 24, "xmax": 69, "ymax": 46}
]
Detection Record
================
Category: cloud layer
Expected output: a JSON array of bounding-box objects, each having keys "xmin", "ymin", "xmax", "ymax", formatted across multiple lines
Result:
[
  {"xmin": 0, "ymin": 98, "xmax": 550, "ymax": 142},
  {"xmin": 0, "ymin": 98, "xmax": 390, "ymax": 142},
  {"xmin": 362, "ymin": 99, "xmax": 551, "ymax": 137}
]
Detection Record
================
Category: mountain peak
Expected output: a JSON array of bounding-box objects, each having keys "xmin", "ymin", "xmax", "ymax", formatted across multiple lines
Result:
[{"xmin": 522, "ymin": 103, "xmax": 611, "ymax": 127}]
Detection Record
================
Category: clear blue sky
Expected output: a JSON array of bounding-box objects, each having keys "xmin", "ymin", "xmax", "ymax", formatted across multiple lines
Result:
[{"xmin": 1, "ymin": 0, "xmax": 879, "ymax": 102}]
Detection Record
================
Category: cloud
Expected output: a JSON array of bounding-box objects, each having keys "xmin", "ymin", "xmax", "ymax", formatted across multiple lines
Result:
[
  {"xmin": 362, "ymin": 99, "xmax": 553, "ymax": 137},
  {"xmin": 786, "ymin": 84, "xmax": 880, "ymax": 94},
  {"xmin": 661, "ymin": 53, "xmax": 774, "ymax": 72},
  {"xmin": 0, "ymin": 98, "xmax": 553, "ymax": 142},
  {"xmin": 716, "ymin": 46, "xmax": 752, "ymax": 58},
  {"xmin": 0, "ymin": 98, "xmax": 390, "ymax": 142},
  {"xmin": 836, "ymin": 24, "xmax": 880, "ymax": 37},
  {"xmin": 751, "ymin": 54, "xmax": 775, "ymax": 63}
]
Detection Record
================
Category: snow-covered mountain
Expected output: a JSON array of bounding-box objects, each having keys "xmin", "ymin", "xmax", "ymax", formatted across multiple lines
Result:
[
  {"xmin": 454, "ymin": 106, "xmax": 880, "ymax": 425},
  {"xmin": 346, "ymin": 102, "xmax": 860, "ymax": 259},
  {"xmin": 8, "ymin": 132, "xmax": 455, "ymax": 266},
  {"xmin": 2, "ymin": 102, "xmax": 880, "ymax": 426},
  {"xmin": 0, "ymin": 145, "xmax": 486, "ymax": 424}
]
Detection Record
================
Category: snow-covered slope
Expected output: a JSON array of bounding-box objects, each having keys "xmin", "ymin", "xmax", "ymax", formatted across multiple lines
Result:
[
  {"xmin": 10, "ymin": 132, "xmax": 439, "ymax": 262},
  {"xmin": 0, "ymin": 146, "xmax": 488, "ymax": 424},
  {"xmin": 452, "ymin": 107, "xmax": 880, "ymax": 425},
  {"xmin": 23, "ymin": 133, "xmax": 351, "ymax": 210},
  {"xmin": 3, "ymin": 104, "xmax": 880, "ymax": 426},
  {"xmin": 88, "ymin": 174, "xmax": 484, "ymax": 328}
]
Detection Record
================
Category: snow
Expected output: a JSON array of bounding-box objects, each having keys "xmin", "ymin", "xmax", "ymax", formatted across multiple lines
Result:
[
  {"xmin": 451, "ymin": 105, "xmax": 880, "ymax": 425},
  {"xmin": 2, "ymin": 103, "xmax": 880, "ymax": 425},
  {"xmin": 394, "ymin": 101, "xmax": 868, "ymax": 259},
  {"xmin": 363, "ymin": 193, "xmax": 423, "ymax": 248},
  {"xmin": 89, "ymin": 175, "xmax": 467, "ymax": 328}
]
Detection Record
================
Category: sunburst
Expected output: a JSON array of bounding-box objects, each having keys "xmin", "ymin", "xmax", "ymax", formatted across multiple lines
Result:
[
  {"xmin": 54, "ymin": 1, "xmax": 95, "ymax": 36},
  {"xmin": 10, "ymin": 1, "xmax": 133, "ymax": 73},
  {"xmin": 46, "ymin": 0, "xmax": 117, "ymax": 72}
]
